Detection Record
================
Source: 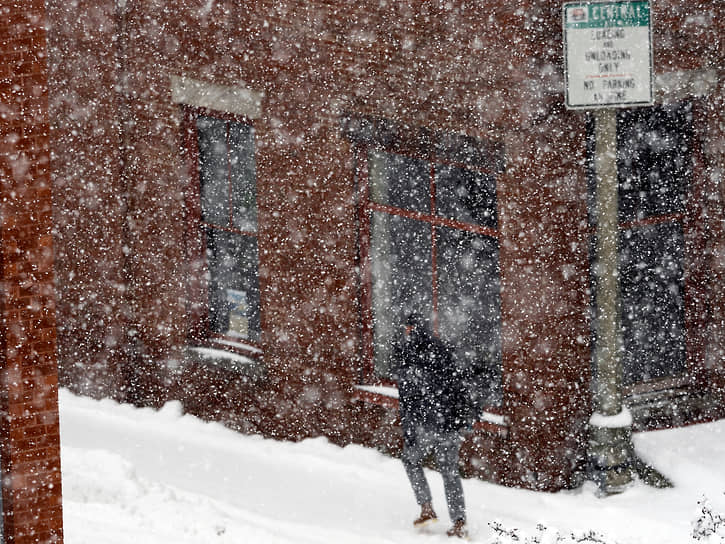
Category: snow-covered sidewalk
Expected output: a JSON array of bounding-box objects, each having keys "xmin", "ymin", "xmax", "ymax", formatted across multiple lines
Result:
[{"xmin": 59, "ymin": 389, "xmax": 725, "ymax": 543}]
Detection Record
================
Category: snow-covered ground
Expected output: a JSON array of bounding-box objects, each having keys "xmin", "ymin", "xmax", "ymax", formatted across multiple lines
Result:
[{"xmin": 59, "ymin": 388, "xmax": 725, "ymax": 543}]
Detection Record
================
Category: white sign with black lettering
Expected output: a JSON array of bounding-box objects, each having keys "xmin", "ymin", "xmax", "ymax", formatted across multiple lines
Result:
[{"xmin": 564, "ymin": 1, "xmax": 653, "ymax": 109}]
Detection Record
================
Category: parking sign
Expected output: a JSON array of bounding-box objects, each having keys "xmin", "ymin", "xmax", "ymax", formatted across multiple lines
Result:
[{"xmin": 564, "ymin": 1, "xmax": 653, "ymax": 109}]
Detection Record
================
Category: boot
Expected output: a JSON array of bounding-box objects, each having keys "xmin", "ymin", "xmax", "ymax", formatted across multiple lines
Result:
[
  {"xmin": 413, "ymin": 502, "xmax": 437, "ymax": 527},
  {"xmin": 446, "ymin": 518, "xmax": 468, "ymax": 538}
]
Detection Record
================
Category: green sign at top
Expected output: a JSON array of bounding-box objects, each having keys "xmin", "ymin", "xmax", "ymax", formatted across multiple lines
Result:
[
  {"xmin": 564, "ymin": 0, "xmax": 653, "ymax": 108},
  {"xmin": 565, "ymin": 1, "xmax": 650, "ymax": 29}
]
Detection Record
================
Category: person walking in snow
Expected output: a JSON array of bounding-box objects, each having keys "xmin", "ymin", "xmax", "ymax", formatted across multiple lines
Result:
[{"xmin": 392, "ymin": 312, "xmax": 471, "ymax": 539}]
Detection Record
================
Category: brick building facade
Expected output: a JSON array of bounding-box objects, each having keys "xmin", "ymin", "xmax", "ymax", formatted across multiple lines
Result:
[
  {"xmin": 1, "ymin": 0, "xmax": 64, "ymax": 542},
  {"xmin": 41, "ymin": 0, "xmax": 725, "ymax": 492}
]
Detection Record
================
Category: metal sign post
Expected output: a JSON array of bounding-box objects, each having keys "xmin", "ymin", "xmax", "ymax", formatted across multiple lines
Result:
[{"xmin": 564, "ymin": 0, "xmax": 653, "ymax": 494}]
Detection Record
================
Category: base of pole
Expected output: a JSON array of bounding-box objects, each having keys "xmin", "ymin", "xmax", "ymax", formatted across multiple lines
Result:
[
  {"xmin": 632, "ymin": 456, "xmax": 674, "ymax": 489},
  {"xmin": 587, "ymin": 424, "xmax": 635, "ymax": 495},
  {"xmin": 587, "ymin": 424, "xmax": 674, "ymax": 494}
]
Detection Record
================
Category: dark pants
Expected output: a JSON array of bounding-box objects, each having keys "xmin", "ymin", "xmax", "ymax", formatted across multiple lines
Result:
[{"xmin": 401, "ymin": 427, "xmax": 466, "ymax": 522}]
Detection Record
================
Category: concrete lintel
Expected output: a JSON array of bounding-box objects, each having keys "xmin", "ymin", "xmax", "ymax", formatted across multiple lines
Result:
[
  {"xmin": 655, "ymin": 68, "xmax": 720, "ymax": 102},
  {"xmin": 171, "ymin": 75, "xmax": 263, "ymax": 119}
]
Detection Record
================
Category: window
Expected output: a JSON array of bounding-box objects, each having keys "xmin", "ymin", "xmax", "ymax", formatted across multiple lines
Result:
[
  {"xmin": 617, "ymin": 103, "xmax": 692, "ymax": 385},
  {"xmin": 587, "ymin": 102, "xmax": 693, "ymax": 387},
  {"xmin": 347, "ymin": 115, "xmax": 504, "ymax": 410},
  {"xmin": 186, "ymin": 110, "xmax": 261, "ymax": 347}
]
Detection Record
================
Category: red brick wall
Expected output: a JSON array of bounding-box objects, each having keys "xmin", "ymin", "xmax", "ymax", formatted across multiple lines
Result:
[
  {"xmin": 41, "ymin": 0, "xmax": 593, "ymax": 489},
  {"xmin": 0, "ymin": 0, "xmax": 64, "ymax": 542},
  {"xmin": 44, "ymin": 0, "xmax": 725, "ymax": 492},
  {"xmin": 45, "ymin": 0, "xmax": 130, "ymax": 401}
]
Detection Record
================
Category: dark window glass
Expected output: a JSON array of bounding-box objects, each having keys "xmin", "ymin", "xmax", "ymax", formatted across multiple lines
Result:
[
  {"xmin": 369, "ymin": 150, "xmax": 430, "ymax": 213},
  {"xmin": 370, "ymin": 212, "xmax": 432, "ymax": 376},
  {"xmin": 617, "ymin": 103, "xmax": 692, "ymax": 222},
  {"xmin": 587, "ymin": 102, "xmax": 692, "ymax": 388},
  {"xmin": 229, "ymin": 122, "xmax": 257, "ymax": 232},
  {"xmin": 620, "ymin": 222, "xmax": 686, "ymax": 384},
  {"xmin": 206, "ymin": 229, "xmax": 261, "ymax": 341},
  {"xmin": 198, "ymin": 116, "xmax": 230, "ymax": 228},
  {"xmin": 436, "ymin": 227, "xmax": 502, "ymax": 407},
  {"xmin": 364, "ymin": 147, "xmax": 502, "ymax": 408},
  {"xmin": 436, "ymin": 165, "xmax": 497, "ymax": 229},
  {"xmin": 196, "ymin": 114, "xmax": 260, "ymax": 342}
]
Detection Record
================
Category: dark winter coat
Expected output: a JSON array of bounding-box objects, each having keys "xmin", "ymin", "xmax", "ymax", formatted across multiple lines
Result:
[{"xmin": 392, "ymin": 321, "xmax": 471, "ymax": 440}]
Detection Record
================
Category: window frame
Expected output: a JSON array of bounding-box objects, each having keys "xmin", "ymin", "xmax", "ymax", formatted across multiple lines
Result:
[
  {"xmin": 354, "ymin": 137, "xmax": 504, "ymax": 414},
  {"xmin": 182, "ymin": 105, "xmax": 262, "ymax": 359}
]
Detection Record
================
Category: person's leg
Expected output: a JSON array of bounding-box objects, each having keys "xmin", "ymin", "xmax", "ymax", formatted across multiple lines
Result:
[
  {"xmin": 401, "ymin": 430, "xmax": 434, "ymax": 509},
  {"xmin": 434, "ymin": 432, "xmax": 466, "ymax": 525}
]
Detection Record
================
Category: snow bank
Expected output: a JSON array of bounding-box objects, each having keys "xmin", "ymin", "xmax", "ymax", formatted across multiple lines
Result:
[{"xmin": 59, "ymin": 389, "xmax": 725, "ymax": 543}]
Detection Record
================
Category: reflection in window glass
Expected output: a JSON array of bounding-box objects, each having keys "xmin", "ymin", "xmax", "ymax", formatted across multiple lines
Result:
[
  {"xmin": 436, "ymin": 164, "xmax": 497, "ymax": 229},
  {"xmin": 620, "ymin": 222, "xmax": 686, "ymax": 385},
  {"xmin": 437, "ymin": 227, "xmax": 502, "ymax": 408},
  {"xmin": 369, "ymin": 150, "xmax": 430, "ymax": 213},
  {"xmin": 370, "ymin": 212, "xmax": 432, "ymax": 377}
]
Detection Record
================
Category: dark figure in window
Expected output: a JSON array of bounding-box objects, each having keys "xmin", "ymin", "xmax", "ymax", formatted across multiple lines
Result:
[{"xmin": 392, "ymin": 313, "xmax": 471, "ymax": 539}]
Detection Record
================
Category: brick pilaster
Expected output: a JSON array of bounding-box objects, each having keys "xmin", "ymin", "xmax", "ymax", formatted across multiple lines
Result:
[{"xmin": 0, "ymin": 0, "xmax": 64, "ymax": 542}]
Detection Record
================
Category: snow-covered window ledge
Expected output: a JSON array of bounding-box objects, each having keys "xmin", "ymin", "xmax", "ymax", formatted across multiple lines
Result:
[
  {"xmin": 352, "ymin": 385, "xmax": 509, "ymax": 438},
  {"xmin": 473, "ymin": 411, "xmax": 509, "ymax": 439},
  {"xmin": 352, "ymin": 384, "xmax": 399, "ymax": 409},
  {"xmin": 184, "ymin": 345, "xmax": 264, "ymax": 381}
]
